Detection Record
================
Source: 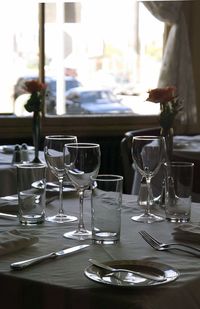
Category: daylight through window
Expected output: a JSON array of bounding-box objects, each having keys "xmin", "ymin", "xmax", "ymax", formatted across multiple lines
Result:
[{"xmin": 0, "ymin": 1, "xmax": 164, "ymax": 117}]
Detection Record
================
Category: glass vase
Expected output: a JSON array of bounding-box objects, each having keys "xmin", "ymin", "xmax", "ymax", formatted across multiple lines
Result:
[
  {"xmin": 156, "ymin": 127, "xmax": 174, "ymax": 207},
  {"xmin": 160, "ymin": 127, "xmax": 174, "ymax": 163},
  {"xmin": 32, "ymin": 111, "xmax": 42, "ymax": 163}
]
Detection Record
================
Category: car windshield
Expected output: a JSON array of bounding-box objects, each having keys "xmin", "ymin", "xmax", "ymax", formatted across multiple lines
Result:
[
  {"xmin": 79, "ymin": 90, "xmax": 116, "ymax": 103},
  {"xmin": 80, "ymin": 92, "xmax": 99, "ymax": 103}
]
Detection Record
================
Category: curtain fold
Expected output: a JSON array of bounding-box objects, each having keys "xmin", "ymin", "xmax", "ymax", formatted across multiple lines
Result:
[{"xmin": 142, "ymin": 1, "xmax": 197, "ymax": 133}]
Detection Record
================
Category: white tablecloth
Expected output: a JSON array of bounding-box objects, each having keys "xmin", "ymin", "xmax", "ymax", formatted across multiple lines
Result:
[{"xmin": 0, "ymin": 192, "xmax": 200, "ymax": 308}]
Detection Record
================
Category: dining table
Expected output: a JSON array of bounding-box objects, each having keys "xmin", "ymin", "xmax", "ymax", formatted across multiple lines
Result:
[{"xmin": 0, "ymin": 190, "xmax": 200, "ymax": 309}]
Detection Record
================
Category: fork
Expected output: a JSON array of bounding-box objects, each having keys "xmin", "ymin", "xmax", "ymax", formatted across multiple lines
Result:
[{"xmin": 139, "ymin": 230, "xmax": 200, "ymax": 257}]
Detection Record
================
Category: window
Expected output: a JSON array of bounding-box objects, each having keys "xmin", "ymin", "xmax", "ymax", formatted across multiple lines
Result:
[
  {"xmin": 0, "ymin": 2, "xmax": 39, "ymax": 116},
  {"xmin": 0, "ymin": 1, "xmax": 164, "ymax": 118}
]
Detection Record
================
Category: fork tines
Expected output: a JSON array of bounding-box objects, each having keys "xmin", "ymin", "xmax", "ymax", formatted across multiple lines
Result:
[{"xmin": 139, "ymin": 231, "xmax": 160, "ymax": 249}]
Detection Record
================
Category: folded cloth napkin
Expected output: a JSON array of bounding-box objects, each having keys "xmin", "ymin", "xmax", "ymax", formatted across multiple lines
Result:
[
  {"xmin": 0, "ymin": 229, "xmax": 38, "ymax": 256},
  {"xmin": 172, "ymin": 224, "xmax": 200, "ymax": 244}
]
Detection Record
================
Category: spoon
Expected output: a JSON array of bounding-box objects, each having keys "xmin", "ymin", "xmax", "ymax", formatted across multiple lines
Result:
[{"xmin": 89, "ymin": 258, "xmax": 166, "ymax": 282}]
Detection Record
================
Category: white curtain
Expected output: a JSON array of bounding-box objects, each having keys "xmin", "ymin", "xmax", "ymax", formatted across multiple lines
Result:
[{"xmin": 142, "ymin": 1, "xmax": 197, "ymax": 133}]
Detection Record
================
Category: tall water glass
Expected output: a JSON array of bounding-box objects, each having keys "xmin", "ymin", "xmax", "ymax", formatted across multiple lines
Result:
[
  {"xmin": 64, "ymin": 143, "xmax": 101, "ymax": 240},
  {"xmin": 165, "ymin": 161, "xmax": 194, "ymax": 222},
  {"xmin": 17, "ymin": 163, "xmax": 46, "ymax": 225},
  {"xmin": 91, "ymin": 174, "xmax": 123, "ymax": 244},
  {"xmin": 44, "ymin": 135, "xmax": 77, "ymax": 223}
]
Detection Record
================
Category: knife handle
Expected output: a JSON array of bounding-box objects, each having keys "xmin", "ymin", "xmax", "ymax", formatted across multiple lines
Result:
[{"xmin": 10, "ymin": 252, "xmax": 56, "ymax": 270}]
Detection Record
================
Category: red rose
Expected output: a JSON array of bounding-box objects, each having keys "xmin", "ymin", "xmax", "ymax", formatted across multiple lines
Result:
[
  {"xmin": 24, "ymin": 80, "xmax": 46, "ymax": 94},
  {"xmin": 146, "ymin": 86, "xmax": 176, "ymax": 103},
  {"xmin": 24, "ymin": 80, "xmax": 46, "ymax": 113}
]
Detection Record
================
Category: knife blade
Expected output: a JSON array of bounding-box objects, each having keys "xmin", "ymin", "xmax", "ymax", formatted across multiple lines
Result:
[{"xmin": 10, "ymin": 244, "xmax": 90, "ymax": 270}]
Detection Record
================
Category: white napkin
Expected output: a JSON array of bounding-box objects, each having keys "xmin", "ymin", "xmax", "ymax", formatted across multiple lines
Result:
[
  {"xmin": 172, "ymin": 224, "xmax": 200, "ymax": 244},
  {"xmin": 0, "ymin": 229, "xmax": 38, "ymax": 256}
]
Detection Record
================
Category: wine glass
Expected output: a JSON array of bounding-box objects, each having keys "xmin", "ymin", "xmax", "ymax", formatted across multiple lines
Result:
[
  {"xmin": 63, "ymin": 143, "xmax": 101, "ymax": 240},
  {"xmin": 44, "ymin": 135, "xmax": 78, "ymax": 223},
  {"xmin": 131, "ymin": 136, "xmax": 164, "ymax": 223}
]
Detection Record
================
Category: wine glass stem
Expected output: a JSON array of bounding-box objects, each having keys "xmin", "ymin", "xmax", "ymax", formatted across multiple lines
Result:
[
  {"xmin": 58, "ymin": 178, "xmax": 64, "ymax": 215},
  {"xmin": 78, "ymin": 189, "xmax": 86, "ymax": 231},
  {"xmin": 145, "ymin": 177, "xmax": 152, "ymax": 215}
]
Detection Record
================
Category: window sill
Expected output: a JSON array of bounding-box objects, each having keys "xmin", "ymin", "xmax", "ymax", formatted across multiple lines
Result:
[{"xmin": 0, "ymin": 114, "xmax": 159, "ymax": 138}]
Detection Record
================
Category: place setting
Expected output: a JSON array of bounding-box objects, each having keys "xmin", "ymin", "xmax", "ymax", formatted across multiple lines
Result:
[{"xmin": 83, "ymin": 170, "xmax": 180, "ymax": 288}]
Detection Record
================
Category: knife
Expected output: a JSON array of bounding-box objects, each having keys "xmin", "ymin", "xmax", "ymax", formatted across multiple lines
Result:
[
  {"xmin": 10, "ymin": 244, "xmax": 90, "ymax": 270},
  {"xmin": 89, "ymin": 259, "xmax": 166, "ymax": 282},
  {"xmin": 0, "ymin": 212, "xmax": 17, "ymax": 219}
]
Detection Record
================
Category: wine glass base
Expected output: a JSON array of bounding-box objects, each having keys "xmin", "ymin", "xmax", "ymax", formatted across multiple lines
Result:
[
  {"xmin": 131, "ymin": 213, "xmax": 164, "ymax": 223},
  {"xmin": 45, "ymin": 214, "xmax": 77, "ymax": 223},
  {"xmin": 63, "ymin": 229, "xmax": 92, "ymax": 240}
]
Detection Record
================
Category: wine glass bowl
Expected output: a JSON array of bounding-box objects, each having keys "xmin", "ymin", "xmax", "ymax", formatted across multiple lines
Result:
[
  {"xmin": 44, "ymin": 135, "xmax": 78, "ymax": 223},
  {"xmin": 63, "ymin": 143, "xmax": 101, "ymax": 240},
  {"xmin": 131, "ymin": 136, "xmax": 164, "ymax": 223}
]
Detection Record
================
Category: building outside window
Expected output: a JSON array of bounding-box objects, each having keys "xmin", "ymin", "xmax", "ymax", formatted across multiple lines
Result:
[{"xmin": 0, "ymin": 1, "xmax": 164, "ymax": 117}]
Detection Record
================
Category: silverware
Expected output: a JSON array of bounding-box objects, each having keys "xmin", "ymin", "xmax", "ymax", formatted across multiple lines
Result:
[
  {"xmin": 0, "ymin": 212, "xmax": 17, "ymax": 219},
  {"xmin": 11, "ymin": 244, "xmax": 90, "ymax": 270},
  {"xmin": 139, "ymin": 230, "xmax": 200, "ymax": 257},
  {"xmin": 89, "ymin": 258, "xmax": 166, "ymax": 282}
]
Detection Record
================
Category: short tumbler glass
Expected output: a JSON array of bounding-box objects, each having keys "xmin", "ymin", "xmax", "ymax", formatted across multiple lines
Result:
[
  {"xmin": 91, "ymin": 174, "xmax": 123, "ymax": 244},
  {"xmin": 165, "ymin": 161, "xmax": 194, "ymax": 223},
  {"xmin": 17, "ymin": 163, "xmax": 46, "ymax": 225}
]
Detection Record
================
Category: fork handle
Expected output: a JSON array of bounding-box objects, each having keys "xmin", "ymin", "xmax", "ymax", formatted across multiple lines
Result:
[
  {"xmin": 166, "ymin": 246, "xmax": 200, "ymax": 257},
  {"xmin": 169, "ymin": 243, "xmax": 200, "ymax": 253}
]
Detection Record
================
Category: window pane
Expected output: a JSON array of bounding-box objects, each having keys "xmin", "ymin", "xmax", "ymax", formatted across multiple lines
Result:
[
  {"xmin": 0, "ymin": 2, "xmax": 39, "ymax": 116},
  {"xmin": 44, "ymin": 1, "xmax": 164, "ymax": 116}
]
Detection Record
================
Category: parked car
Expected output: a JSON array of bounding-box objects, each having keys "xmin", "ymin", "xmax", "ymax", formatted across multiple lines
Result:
[
  {"xmin": 14, "ymin": 75, "xmax": 81, "ymax": 115},
  {"xmin": 65, "ymin": 87, "xmax": 133, "ymax": 114}
]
